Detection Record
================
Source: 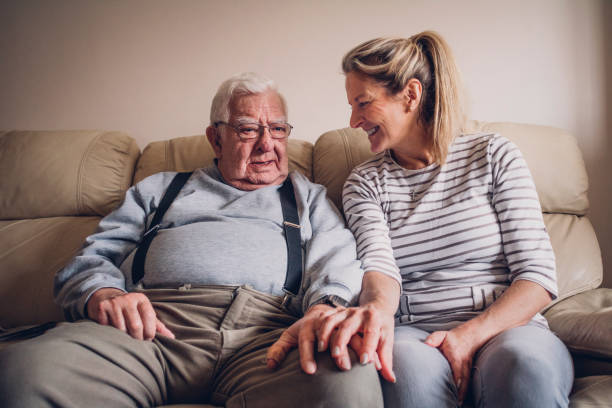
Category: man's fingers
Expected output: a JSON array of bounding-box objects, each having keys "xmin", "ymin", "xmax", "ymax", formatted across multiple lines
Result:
[
  {"xmin": 107, "ymin": 302, "xmax": 127, "ymax": 333},
  {"xmin": 298, "ymin": 327, "xmax": 317, "ymax": 374},
  {"xmin": 124, "ymin": 302, "xmax": 145, "ymax": 340},
  {"xmin": 137, "ymin": 301, "xmax": 158, "ymax": 340},
  {"xmin": 155, "ymin": 319, "xmax": 175, "ymax": 339},
  {"xmin": 266, "ymin": 332, "xmax": 295, "ymax": 370}
]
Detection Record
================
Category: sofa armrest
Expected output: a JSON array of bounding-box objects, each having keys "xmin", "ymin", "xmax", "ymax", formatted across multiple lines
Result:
[{"xmin": 544, "ymin": 288, "xmax": 612, "ymax": 359}]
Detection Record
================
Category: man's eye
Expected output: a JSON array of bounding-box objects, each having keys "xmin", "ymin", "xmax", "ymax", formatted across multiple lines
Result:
[
  {"xmin": 359, "ymin": 101, "xmax": 370, "ymax": 108},
  {"xmin": 239, "ymin": 127, "xmax": 259, "ymax": 135},
  {"xmin": 272, "ymin": 125, "xmax": 287, "ymax": 132}
]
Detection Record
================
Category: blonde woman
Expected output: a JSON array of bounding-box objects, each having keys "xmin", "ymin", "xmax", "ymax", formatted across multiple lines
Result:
[{"xmin": 330, "ymin": 32, "xmax": 572, "ymax": 407}]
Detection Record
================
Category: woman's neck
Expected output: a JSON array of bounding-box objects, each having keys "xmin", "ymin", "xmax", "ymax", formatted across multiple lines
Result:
[{"xmin": 392, "ymin": 125, "xmax": 435, "ymax": 170}]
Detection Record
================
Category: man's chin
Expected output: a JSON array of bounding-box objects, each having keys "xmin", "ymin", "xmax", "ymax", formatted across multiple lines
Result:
[{"xmin": 231, "ymin": 171, "xmax": 288, "ymax": 191}]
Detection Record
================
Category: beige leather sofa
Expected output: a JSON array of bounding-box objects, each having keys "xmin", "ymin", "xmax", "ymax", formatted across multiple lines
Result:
[{"xmin": 1, "ymin": 122, "xmax": 610, "ymax": 407}]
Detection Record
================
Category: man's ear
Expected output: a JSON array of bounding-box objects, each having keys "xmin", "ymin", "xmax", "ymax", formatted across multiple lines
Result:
[
  {"xmin": 401, "ymin": 78, "xmax": 423, "ymax": 113},
  {"xmin": 206, "ymin": 125, "xmax": 222, "ymax": 158}
]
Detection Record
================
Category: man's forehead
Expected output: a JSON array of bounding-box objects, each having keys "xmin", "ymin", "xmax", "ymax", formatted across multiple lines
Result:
[{"xmin": 229, "ymin": 91, "xmax": 286, "ymax": 120}]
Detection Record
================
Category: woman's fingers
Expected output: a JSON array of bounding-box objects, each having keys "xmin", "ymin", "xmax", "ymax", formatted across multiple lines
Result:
[{"xmin": 315, "ymin": 308, "xmax": 348, "ymax": 352}]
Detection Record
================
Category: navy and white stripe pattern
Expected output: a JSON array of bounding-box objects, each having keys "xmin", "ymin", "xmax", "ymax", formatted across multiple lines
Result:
[{"xmin": 343, "ymin": 133, "xmax": 557, "ymax": 329}]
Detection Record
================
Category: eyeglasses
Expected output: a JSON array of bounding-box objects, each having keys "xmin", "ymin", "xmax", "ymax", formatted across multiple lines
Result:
[{"xmin": 214, "ymin": 121, "xmax": 293, "ymax": 141}]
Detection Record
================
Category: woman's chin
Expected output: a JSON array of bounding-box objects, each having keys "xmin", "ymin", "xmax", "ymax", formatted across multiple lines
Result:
[{"xmin": 369, "ymin": 141, "xmax": 385, "ymax": 154}]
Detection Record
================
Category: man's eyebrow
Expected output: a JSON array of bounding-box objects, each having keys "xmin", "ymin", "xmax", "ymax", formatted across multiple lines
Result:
[{"xmin": 233, "ymin": 116, "xmax": 287, "ymax": 124}]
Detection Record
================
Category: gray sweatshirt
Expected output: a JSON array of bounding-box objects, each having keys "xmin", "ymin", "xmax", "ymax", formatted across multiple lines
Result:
[{"xmin": 55, "ymin": 166, "xmax": 364, "ymax": 320}]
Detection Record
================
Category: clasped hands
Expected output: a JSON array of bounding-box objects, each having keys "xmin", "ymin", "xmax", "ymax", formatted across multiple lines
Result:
[{"xmin": 266, "ymin": 302, "xmax": 397, "ymax": 383}]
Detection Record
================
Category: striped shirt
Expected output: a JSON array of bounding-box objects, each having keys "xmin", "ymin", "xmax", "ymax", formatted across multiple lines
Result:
[{"xmin": 342, "ymin": 133, "xmax": 557, "ymax": 330}]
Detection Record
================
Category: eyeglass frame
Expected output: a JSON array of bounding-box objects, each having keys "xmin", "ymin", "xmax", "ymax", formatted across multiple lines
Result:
[{"xmin": 214, "ymin": 121, "xmax": 293, "ymax": 141}]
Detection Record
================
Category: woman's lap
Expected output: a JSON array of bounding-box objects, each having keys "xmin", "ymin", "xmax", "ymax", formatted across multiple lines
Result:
[{"xmin": 383, "ymin": 323, "xmax": 573, "ymax": 408}]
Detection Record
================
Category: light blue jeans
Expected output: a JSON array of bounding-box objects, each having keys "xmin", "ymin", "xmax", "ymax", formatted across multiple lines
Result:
[{"xmin": 382, "ymin": 324, "xmax": 573, "ymax": 408}]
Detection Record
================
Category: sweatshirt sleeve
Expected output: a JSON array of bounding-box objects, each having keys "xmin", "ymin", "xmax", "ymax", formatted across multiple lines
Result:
[
  {"xmin": 489, "ymin": 135, "xmax": 558, "ymax": 298},
  {"xmin": 291, "ymin": 172, "xmax": 365, "ymax": 313},
  {"xmin": 342, "ymin": 168, "xmax": 402, "ymax": 287},
  {"xmin": 54, "ymin": 172, "xmax": 176, "ymax": 320}
]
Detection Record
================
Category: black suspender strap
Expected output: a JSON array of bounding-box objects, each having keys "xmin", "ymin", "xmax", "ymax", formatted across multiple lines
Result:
[
  {"xmin": 279, "ymin": 177, "xmax": 303, "ymax": 295},
  {"xmin": 131, "ymin": 172, "xmax": 193, "ymax": 284}
]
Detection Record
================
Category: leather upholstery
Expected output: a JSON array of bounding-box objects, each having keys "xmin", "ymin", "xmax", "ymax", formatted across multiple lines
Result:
[{"xmin": 0, "ymin": 130, "xmax": 139, "ymax": 219}]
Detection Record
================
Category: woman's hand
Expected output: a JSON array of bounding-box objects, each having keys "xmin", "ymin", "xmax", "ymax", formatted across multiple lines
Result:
[{"xmin": 425, "ymin": 327, "xmax": 479, "ymax": 403}]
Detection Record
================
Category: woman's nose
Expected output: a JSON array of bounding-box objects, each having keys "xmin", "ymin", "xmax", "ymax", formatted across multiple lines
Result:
[{"xmin": 349, "ymin": 109, "xmax": 362, "ymax": 128}]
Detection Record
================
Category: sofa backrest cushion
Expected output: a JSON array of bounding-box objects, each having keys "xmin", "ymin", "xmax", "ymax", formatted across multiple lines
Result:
[
  {"xmin": 134, "ymin": 134, "xmax": 313, "ymax": 183},
  {"xmin": 0, "ymin": 131, "xmax": 139, "ymax": 219},
  {"xmin": 312, "ymin": 123, "xmax": 601, "ymax": 305}
]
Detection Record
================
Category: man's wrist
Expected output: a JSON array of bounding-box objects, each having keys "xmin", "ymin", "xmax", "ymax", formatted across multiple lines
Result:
[{"xmin": 310, "ymin": 295, "xmax": 350, "ymax": 309}]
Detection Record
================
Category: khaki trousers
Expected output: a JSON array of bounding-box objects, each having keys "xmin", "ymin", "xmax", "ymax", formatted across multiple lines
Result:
[{"xmin": 0, "ymin": 285, "xmax": 382, "ymax": 408}]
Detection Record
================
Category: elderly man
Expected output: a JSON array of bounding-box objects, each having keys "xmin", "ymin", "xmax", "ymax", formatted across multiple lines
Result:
[{"xmin": 0, "ymin": 73, "xmax": 383, "ymax": 407}]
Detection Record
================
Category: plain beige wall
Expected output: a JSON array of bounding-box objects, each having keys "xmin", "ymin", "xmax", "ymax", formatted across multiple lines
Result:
[{"xmin": 1, "ymin": 0, "xmax": 610, "ymax": 286}]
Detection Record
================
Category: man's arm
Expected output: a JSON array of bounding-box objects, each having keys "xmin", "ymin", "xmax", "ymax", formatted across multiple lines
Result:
[{"xmin": 55, "ymin": 172, "xmax": 179, "ymax": 339}]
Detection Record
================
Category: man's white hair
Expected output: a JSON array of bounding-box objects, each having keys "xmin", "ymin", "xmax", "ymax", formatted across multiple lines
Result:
[{"xmin": 209, "ymin": 72, "xmax": 288, "ymax": 125}]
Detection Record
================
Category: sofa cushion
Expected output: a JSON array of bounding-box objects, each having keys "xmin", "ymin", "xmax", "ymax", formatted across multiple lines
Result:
[
  {"xmin": 570, "ymin": 376, "xmax": 612, "ymax": 407},
  {"xmin": 467, "ymin": 121, "xmax": 589, "ymax": 215},
  {"xmin": 0, "ymin": 216, "xmax": 100, "ymax": 328},
  {"xmin": 0, "ymin": 131, "xmax": 139, "ymax": 219},
  {"xmin": 543, "ymin": 214, "xmax": 603, "ymax": 304},
  {"xmin": 134, "ymin": 134, "xmax": 313, "ymax": 183},
  {"xmin": 544, "ymin": 288, "xmax": 612, "ymax": 360}
]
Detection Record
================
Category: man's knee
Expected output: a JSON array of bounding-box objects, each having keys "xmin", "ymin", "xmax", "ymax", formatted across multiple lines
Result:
[
  {"xmin": 311, "ymin": 352, "xmax": 383, "ymax": 407},
  {"xmin": 0, "ymin": 339, "xmax": 61, "ymax": 406}
]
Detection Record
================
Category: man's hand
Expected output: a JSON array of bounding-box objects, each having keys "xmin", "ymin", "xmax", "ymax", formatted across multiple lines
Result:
[
  {"xmin": 86, "ymin": 288, "xmax": 175, "ymax": 341},
  {"xmin": 266, "ymin": 303, "xmax": 337, "ymax": 374},
  {"xmin": 425, "ymin": 327, "xmax": 478, "ymax": 404}
]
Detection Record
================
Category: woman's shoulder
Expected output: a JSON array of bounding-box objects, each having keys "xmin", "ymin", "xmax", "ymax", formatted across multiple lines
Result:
[
  {"xmin": 350, "ymin": 152, "xmax": 390, "ymax": 178},
  {"xmin": 452, "ymin": 131, "xmax": 518, "ymax": 156}
]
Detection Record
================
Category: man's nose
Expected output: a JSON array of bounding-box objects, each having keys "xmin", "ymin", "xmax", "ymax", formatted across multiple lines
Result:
[{"xmin": 255, "ymin": 127, "xmax": 274, "ymax": 151}]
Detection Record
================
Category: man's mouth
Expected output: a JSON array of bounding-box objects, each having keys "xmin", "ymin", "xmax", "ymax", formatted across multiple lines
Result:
[
  {"xmin": 251, "ymin": 160, "xmax": 275, "ymax": 166},
  {"xmin": 366, "ymin": 126, "xmax": 379, "ymax": 137}
]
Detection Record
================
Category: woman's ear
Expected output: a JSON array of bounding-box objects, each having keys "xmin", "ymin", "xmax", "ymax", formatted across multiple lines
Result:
[
  {"xmin": 402, "ymin": 78, "xmax": 423, "ymax": 113},
  {"xmin": 206, "ymin": 126, "xmax": 223, "ymax": 158}
]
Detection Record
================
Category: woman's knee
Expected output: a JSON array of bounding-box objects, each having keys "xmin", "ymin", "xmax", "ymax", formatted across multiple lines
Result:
[
  {"xmin": 473, "ymin": 326, "xmax": 572, "ymax": 407},
  {"xmin": 384, "ymin": 335, "xmax": 457, "ymax": 408}
]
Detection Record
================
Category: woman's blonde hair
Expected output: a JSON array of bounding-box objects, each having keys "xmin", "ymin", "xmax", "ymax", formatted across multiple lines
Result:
[{"xmin": 342, "ymin": 31, "xmax": 465, "ymax": 163}]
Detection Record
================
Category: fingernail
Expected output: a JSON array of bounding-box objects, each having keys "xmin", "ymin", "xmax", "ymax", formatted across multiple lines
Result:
[
  {"xmin": 360, "ymin": 353, "xmax": 369, "ymax": 365},
  {"xmin": 305, "ymin": 361, "xmax": 316, "ymax": 374},
  {"xmin": 332, "ymin": 346, "xmax": 340, "ymax": 357},
  {"xmin": 375, "ymin": 359, "xmax": 382, "ymax": 370},
  {"xmin": 391, "ymin": 371, "xmax": 397, "ymax": 383},
  {"xmin": 318, "ymin": 341, "xmax": 325, "ymax": 352},
  {"xmin": 342, "ymin": 357, "xmax": 351, "ymax": 370}
]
